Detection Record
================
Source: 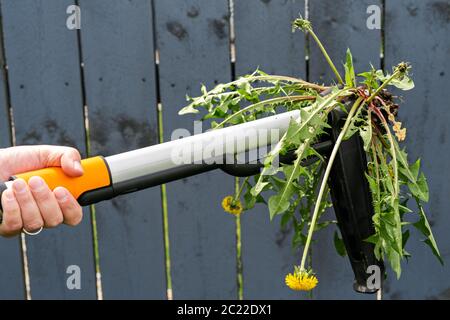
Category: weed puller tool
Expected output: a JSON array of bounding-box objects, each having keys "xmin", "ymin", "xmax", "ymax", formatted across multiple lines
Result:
[{"xmin": 0, "ymin": 106, "xmax": 383, "ymax": 293}]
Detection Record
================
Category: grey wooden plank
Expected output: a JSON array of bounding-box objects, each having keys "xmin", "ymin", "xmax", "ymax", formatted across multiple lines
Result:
[
  {"xmin": 383, "ymin": 0, "xmax": 450, "ymax": 299},
  {"xmin": 0, "ymin": 14, "xmax": 25, "ymax": 298},
  {"xmin": 0, "ymin": 0, "xmax": 96, "ymax": 299},
  {"xmin": 234, "ymin": 0, "xmax": 308, "ymax": 299},
  {"xmin": 154, "ymin": 0, "xmax": 236, "ymax": 299},
  {"xmin": 78, "ymin": 0, "xmax": 166, "ymax": 299},
  {"xmin": 309, "ymin": 0, "xmax": 381, "ymax": 299}
]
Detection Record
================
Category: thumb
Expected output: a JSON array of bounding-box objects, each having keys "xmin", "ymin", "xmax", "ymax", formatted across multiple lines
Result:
[{"xmin": 47, "ymin": 147, "xmax": 84, "ymax": 177}]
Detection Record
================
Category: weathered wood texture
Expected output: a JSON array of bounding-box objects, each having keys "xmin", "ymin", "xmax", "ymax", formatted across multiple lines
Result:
[
  {"xmin": 154, "ymin": 0, "xmax": 236, "ymax": 299},
  {"xmin": 309, "ymin": 0, "xmax": 381, "ymax": 299},
  {"xmin": 0, "ymin": 9, "xmax": 24, "ymax": 297},
  {"xmin": 233, "ymin": 0, "xmax": 307, "ymax": 299},
  {"xmin": 0, "ymin": 0, "xmax": 96, "ymax": 299},
  {"xmin": 79, "ymin": 0, "xmax": 166, "ymax": 299},
  {"xmin": 384, "ymin": 0, "xmax": 450, "ymax": 299},
  {"xmin": 0, "ymin": 0, "xmax": 448, "ymax": 300}
]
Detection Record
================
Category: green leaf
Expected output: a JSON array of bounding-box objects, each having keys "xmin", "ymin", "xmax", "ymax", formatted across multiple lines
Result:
[
  {"xmin": 409, "ymin": 159, "xmax": 421, "ymax": 181},
  {"xmin": 179, "ymin": 102, "xmax": 200, "ymax": 115},
  {"xmin": 286, "ymin": 87, "xmax": 345, "ymax": 140},
  {"xmin": 244, "ymin": 180, "xmax": 260, "ymax": 210},
  {"xmin": 251, "ymin": 180, "xmax": 269, "ymax": 197},
  {"xmin": 315, "ymin": 220, "xmax": 336, "ymax": 232},
  {"xmin": 344, "ymin": 48, "xmax": 356, "ymax": 87},
  {"xmin": 268, "ymin": 165, "xmax": 300, "ymax": 217},
  {"xmin": 413, "ymin": 203, "xmax": 443, "ymax": 265},
  {"xmin": 408, "ymin": 172, "xmax": 429, "ymax": 202},
  {"xmin": 395, "ymin": 145, "xmax": 418, "ymax": 183},
  {"xmin": 358, "ymin": 66, "xmax": 378, "ymax": 90},
  {"xmin": 281, "ymin": 211, "xmax": 293, "ymax": 228},
  {"xmin": 252, "ymin": 130, "xmax": 290, "ymax": 196},
  {"xmin": 375, "ymin": 69, "xmax": 415, "ymax": 91},
  {"xmin": 334, "ymin": 230, "xmax": 347, "ymax": 257},
  {"xmin": 365, "ymin": 234, "xmax": 379, "ymax": 244},
  {"xmin": 343, "ymin": 104, "xmax": 366, "ymax": 141},
  {"xmin": 402, "ymin": 229, "xmax": 410, "ymax": 251},
  {"xmin": 387, "ymin": 246, "xmax": 402, "ymax": 279},
  {"xmin": 268, "ymin": 192, "xmax": 292, "ymax": 219},
  {"xmin": 394, "ymin": 143, "xmax": 429, "ymax": 202},
  {"xmin": 360, "ymin": 126, "xmax": 372, "ymax": 153},
  {"xmin": 292, "ymin": 224, "xmax": 307, "ymax": 248}
]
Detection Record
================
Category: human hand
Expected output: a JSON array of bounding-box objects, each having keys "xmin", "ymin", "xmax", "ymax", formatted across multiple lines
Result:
[{"xmin": 0, "ymin": 145, "xmax": 84, "ymax": 237}]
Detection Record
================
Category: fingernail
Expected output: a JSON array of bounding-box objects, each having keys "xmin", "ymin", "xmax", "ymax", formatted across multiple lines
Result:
[
  {"xmin": 73, "ymin": 161, "xmax": 83, "ymax": 173},
  {"xmin": 13, "ymin": 179, "xmax": 27, "ymax": 194},
  {"xmin": 4, "ymin": 189, "xmax": 16, "ymax": 201},
  {"xmin": 54, "ymin": 188, "xmax": 68, "ymax": 202},
  {"xmin": 29, "ymin": 176, "xmax": 45, "ymax": 192}
]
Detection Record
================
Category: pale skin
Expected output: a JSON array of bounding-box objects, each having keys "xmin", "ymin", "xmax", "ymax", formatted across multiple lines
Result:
[{"xmin": 0, "ymin": 145, "xmax": 84, "ymax": 237}]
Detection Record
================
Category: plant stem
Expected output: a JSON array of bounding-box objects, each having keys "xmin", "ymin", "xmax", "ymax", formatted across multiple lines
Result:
[
  {"xmin": 157, "ymin": 103, "xmax": 173, "ymax": 299},
  {"xmin": 370, "ymin": 139, "xmax": 381, "ymax": 204},
  {"xmin": 367, "ymin": 69, "xmax": 401, "ymax": 102},
  {"xmin": 233, "ymin": 177, "xmax": 249, "ymax": 205},
  {"xmin": 374, "ymin": 108, "xmax": 399, "ymax": 195},
  {"xmin": 235, "ymin": 177, "xmax": 244, "ymax": 300},
  {"xmin": 217, "ymin": 95, "xmax": 316, "ymax": 128},
  {"xmin": 308, "ymin": 29, "xmax": 344, "ymax": 85},
  {"xmin": 223, "ymin": 75, "xmax": 329, "ymax": 92},
  {"xmin": 300, "ymin": 97, "xmax": 363, "ymax": 270}
]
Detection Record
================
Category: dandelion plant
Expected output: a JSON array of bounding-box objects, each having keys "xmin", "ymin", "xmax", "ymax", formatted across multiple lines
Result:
[{"xmin": 179, "ymin": 18, "xmax": 442, "ymax": 291}]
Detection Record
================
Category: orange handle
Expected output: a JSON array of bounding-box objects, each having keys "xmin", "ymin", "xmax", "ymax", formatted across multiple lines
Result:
[{"xmin": 14, "ymin": 156, "xmax": 111, "ymax": 200}]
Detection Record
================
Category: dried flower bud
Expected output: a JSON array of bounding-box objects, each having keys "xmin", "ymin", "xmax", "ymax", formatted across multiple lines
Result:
[
  {"xmin": 292, "ymin": 17, "xmax": 312, "ymax": 32},
  {"xmin": 394, "ymin": 62, "xmax": 411, "ymax": 77},
  {"xmin": 395, "ymin": 128, "xmax": 406, "ymax": 141}
]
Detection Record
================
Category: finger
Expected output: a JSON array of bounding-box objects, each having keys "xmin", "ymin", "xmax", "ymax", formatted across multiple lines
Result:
[
  {"xmin": 28, "ymin": 176, "xmax": 63, "ymax": 228},
  {"xmin": 59, "ymin": 148, "xmax": 84, "ymax": 177},
  {"xmin": 13, "ymin": 178, "xmax": 44, "ymax": 232},
  {"xmin": 54, "ymin": 187, "xmax": 83, "ymax": 226},
  {"xmin": 1, "ymin": 145, "xmax": 84, "ymax": 180},
  {"xmin": 0, "ymin": 189, "xmax": 23, "ymax": 237}
]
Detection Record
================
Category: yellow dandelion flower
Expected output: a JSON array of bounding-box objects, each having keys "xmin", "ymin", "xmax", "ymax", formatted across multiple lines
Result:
[
  {"xmin": 285, "ymin": 268, "xmax": 318, "ymax": 291},
  {"xmin": 222, "ymin": 196, "xmax": 243, "ymax": 216}
]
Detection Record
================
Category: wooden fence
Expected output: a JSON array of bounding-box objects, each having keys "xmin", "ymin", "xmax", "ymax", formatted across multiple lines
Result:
[{"xmin": 0, "ymin": 0, "xmax": 449, "ymax": 299}]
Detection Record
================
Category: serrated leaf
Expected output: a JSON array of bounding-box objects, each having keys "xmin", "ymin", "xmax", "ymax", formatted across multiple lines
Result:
[
  {"xmin": 413, "ymin": 203, "xmax": 443, "ymax": 265},
  {"xmin": 402, "ymin": 229, "xmax": 410, "ymax": 251},
  {"xmin": 358, "ymin": 66, "xmax": 378, "ymax": 90},
  {"xmin": 387, "ymin": 246, "xmax": 402, "ymax": 279},
  {"xmin": 268, "ymin": 193, "xmax": 291, "ymax": 220},
  {"xmin": 408, "ymin": 172, "xmax": 429, "ymax": 202},
  {"xmin": 179, "ymin": 103, "xmax": 200, "ymax": 115},
  {"xmin": 409, "ymin": 158, "xmax": 421, "ymax": 181},
  {"xmin": 394, "ymin": 143, "xmax": 429, "ymax": 202},
  {"xmin": 251, "ymin": 180, "xmax": 269, "ymax": 197},
  {"xmin": 375, "ymin": 69, "xmax": 414, "ymax": 91},
  {"xmin": 359, "ymin": 122, "xmax": 372, "ymax": 151}
]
